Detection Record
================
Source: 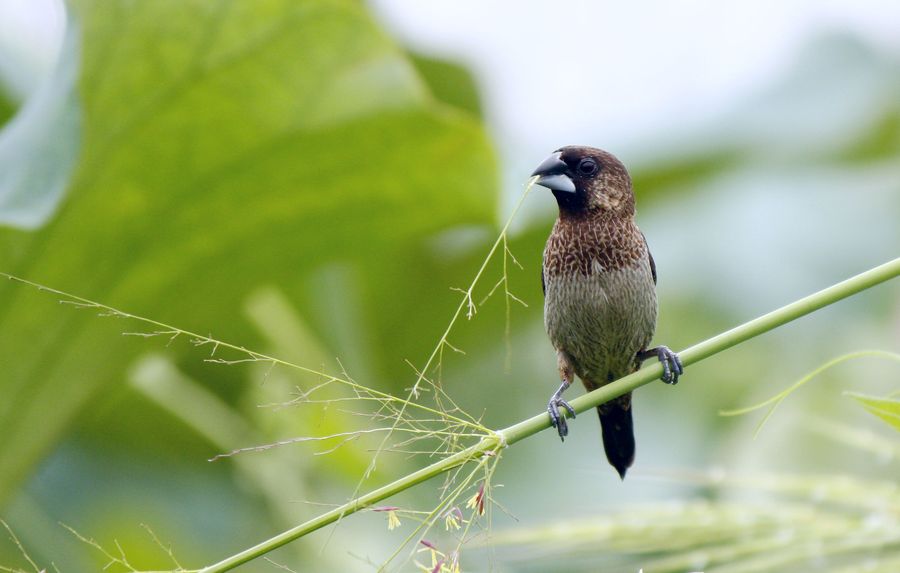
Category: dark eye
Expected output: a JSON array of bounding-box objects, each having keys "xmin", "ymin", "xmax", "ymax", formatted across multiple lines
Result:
[{"xmin": 577, "ymin": 158, "xmax": 598, "ymax": 176}]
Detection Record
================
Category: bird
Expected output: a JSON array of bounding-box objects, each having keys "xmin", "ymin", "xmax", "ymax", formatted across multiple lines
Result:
[{"xmin": 532, "ymin": 145, "xmax": 682, "ymax": 479}]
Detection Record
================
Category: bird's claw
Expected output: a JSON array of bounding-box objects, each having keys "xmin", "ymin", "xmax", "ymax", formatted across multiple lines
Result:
[
  {"xmin": 654, "ymin": 345, "xmax": 683, "ymax": 384},
  {"xmin": 548, "ymin": 396, "xmax": 576, "ymax": 441}
]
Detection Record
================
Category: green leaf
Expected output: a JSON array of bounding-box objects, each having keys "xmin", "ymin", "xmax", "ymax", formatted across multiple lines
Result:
[
  {"xmin": 410, "ymin": 53, "xmax": 483, "ymax": 117},
  {"xmin": 0, "ymin": 0, "xmax": 497, "ymax": 504},
  {"xmin": 0, "ymin": 93, "xmax": 13, "ymax": 125},
  {"xmin": 845, "ymin": 392, "xmax": 900, "ymax": 433}
]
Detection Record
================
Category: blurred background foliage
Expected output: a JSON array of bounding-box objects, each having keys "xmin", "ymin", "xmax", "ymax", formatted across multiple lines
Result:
[{"xmin": 0, "ymin": 1, "xmax": 898, "ymax": 572}]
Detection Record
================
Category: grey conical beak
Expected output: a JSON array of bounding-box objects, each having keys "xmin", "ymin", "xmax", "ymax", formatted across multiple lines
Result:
[{"xmin": 531, "ymin": 152, "xmax": 575, "ymax": 193}]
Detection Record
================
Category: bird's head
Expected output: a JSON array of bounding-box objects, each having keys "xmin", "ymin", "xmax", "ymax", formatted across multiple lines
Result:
[{"xmin": 531, "ymin": 146, "xmax": 634, "ymax": 217}]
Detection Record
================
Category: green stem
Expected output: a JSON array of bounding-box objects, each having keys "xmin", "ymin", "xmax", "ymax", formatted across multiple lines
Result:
[
  {"xmin": 198, "ymin": 256, "xmax": 900, "ymax": 572},
  {"xmin": 503, "ymin": 256, "xmax": 900, "ymax": 444},
  {"xmin": 197, "ymin": 439, "xmax": 500, "ymax": 572}
]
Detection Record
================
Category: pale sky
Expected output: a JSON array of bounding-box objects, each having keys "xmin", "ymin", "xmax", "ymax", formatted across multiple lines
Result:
[
  {"xmin": 370, "ymin": 0, "xmax": 900, "ymax": 178},
  {"xmin": 0, "ymin": 0, "xmax": 65, "ymax": 100}
]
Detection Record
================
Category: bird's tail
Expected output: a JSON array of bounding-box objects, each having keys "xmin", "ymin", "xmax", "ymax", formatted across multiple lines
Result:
[{"xmin": 598, "ymin": 393, "xmax": 635, "ymax": 480}]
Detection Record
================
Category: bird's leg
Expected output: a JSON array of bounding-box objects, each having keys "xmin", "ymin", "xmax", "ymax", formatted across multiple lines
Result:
[
  {"xmin": 637, "ymin": 345, "xmax": 683, "ymax": 385},
  {"xmin": 549, "ymin": 352, "xmax": 577, "ymax": 441},
  {"xmin": 548, "ymin": 379, "xmax": 577, "ymax": 441}
]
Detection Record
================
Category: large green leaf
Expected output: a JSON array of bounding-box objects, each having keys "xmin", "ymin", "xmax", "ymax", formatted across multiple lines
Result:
[{"xmin": 0, "ymin": 0, "xmax": 497, "ymax": 505}]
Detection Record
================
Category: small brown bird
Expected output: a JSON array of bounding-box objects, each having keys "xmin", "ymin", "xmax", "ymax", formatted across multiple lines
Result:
[{"xmin": 532, "ymin": 145, "xmax": 682, "ymax": 479}]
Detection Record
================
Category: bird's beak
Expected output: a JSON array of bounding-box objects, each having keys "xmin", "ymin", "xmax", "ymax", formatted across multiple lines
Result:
[{"xmin": 530, "ymin": 152, "xmax": 576, "ymax": 193}]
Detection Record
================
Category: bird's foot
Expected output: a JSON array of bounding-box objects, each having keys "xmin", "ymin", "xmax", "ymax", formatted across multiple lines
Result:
[
  {"xmin": 547, "ymin": 380, "xmax": 576, "ymax": 441},
  {"xmin": 638, "ymin": 345, "xmax": 683, "ymax": 385}
]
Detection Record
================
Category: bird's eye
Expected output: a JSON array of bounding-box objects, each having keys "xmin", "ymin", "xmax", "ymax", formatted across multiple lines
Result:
[{"xmin": 577, "ymin": 158, "xmax": 598, "ymax": 176}]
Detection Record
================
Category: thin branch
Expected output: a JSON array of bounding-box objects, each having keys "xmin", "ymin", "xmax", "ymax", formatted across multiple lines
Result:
[
  {"xmin": 0, "ymin": 520, "xmax": 42, "ymax": 573},
  {"xmin": 0, "ymin": 275, "xmax": 489, "ymax": 435}
]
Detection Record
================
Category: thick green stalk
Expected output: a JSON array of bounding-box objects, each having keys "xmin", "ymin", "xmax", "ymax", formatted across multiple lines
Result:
[{"xmin": 199, "ymin": 257, "xmax": 900, "ymax": 572}]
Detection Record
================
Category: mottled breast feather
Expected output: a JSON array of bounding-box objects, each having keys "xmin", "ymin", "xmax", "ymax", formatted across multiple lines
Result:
[
  {"xmin": 542, "ymin": 214, "xmax": 658, "ymax": 386},
  {"xmin": 543, "ymin": 212, "xmax": 646, "ymax": 277}
]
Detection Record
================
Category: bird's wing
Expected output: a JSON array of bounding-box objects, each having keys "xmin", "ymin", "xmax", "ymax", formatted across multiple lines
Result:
[
  {"xmin": 642, "ymin": 233, "xmax": 657, "ymax": 285},
  {"xmin": 541, "ymin": 265, "xmax": 546, "ymax": 295}
]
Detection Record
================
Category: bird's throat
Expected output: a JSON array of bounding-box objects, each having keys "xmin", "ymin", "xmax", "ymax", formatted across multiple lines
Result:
[{"xmin": 551, "ymin": 188, "xmax": 587, "ymax": 214}]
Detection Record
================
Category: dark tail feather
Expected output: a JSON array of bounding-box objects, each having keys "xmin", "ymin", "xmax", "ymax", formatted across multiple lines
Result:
[{"xmin": 598, "ymin": 396, "xmax": 635, "ymax": 480}]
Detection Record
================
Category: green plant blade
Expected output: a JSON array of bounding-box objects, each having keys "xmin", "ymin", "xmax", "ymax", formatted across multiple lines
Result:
[
  {"xmin": 0, "ymin": 0, "xmax": 497, "ymax": 505},
  {"xmin": 845, "ymin": 392, "xmax": 900, "ymax": 433}
]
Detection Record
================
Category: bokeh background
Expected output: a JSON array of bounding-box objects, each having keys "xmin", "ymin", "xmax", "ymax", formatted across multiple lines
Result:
[{"xmin": 1, "ymin": 1, "xmax": 899, "ymax": 571}]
